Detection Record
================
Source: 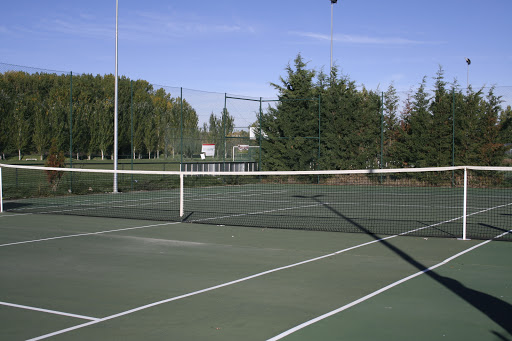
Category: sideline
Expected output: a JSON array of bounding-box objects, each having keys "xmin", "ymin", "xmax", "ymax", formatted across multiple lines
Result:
[{"xmin": 0, "ymin": 221, "xmax": 181, "ymax": 248}]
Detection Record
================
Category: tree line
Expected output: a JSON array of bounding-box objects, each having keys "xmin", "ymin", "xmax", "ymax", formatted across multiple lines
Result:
[
  {"xmin": 1, "ymin": 57, "xmax": 511, "ymax": 170},
  {"xmin": 258, "ymin": 54, "xmax": 512, "ymax": 171},
  {"xmin": 0, "ymin": 71, "xmax": 234, "ymax": 161}
]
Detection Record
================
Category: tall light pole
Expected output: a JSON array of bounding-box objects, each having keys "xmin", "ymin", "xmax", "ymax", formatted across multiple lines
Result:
[
  {"xmin": 114, "ymin": 0, "xmax": 119, "ymax": 193},
  {"xmin": 330, "ymin": 0, "xmax": 337, "ymax": 75},
  {"xmin": 465, "ymin": 57, "xmax": 471, "ymax": 89}
]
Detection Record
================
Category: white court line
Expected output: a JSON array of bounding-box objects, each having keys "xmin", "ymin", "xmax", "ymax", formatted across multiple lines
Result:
[
  {"xmin": 0, "ymin": 221, "xmax": 180, "ymax": 248},
  {"xmin": 2, "ymin": 188, "xmax": 272, "ymax": 214},
  {"xmin": 266, "ymin": 229, "xmax": 512, "ymax": 341},
  {"xmin": 0, "ymin": 196, "xmax": 181, "ymax": 217},
  {"xmin": 0, "ymin": 301, "xmax": 100, "ymax": 321},
  {"xmin": 4, "ymin": 194, "xmax": 180, "ymax": 213},
  {"xmin": 0, "ymin": 212, "xmax": 35, "ymax": 217},
  {"xmin": 187, "ymin": 202, "xmax": 328, "ymax": 223}
]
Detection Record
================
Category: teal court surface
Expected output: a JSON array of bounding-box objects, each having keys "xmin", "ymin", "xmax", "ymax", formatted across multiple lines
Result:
[{"xmin": 0, "ymin": 212, "xmax": 511, "ymax": 340}]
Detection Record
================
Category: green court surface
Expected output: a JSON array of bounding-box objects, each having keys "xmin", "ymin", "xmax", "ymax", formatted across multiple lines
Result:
[{"xmin": 0, "ymin": 213, "xmax": 510, "ymax": 340}]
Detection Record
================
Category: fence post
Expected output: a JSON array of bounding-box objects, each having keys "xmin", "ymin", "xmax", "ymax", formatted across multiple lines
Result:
[
  {"xmin": 131, "ymin": 80, "xmax": 134, "ymax": 190},
  {"xmin": 452, "ymin": 89, "xmax": 455, "ymax": 186},
  {"xmin": 223, "ymin": 93, "xmax": 227, "ymax": 163},
  {"xmin": 259, "ymin": 97, "xmax": 262, "ymax": 171},
  {"xmin": 380, "ymin": 92, "xmax": 384, "ymax": 182},
  {"xmin": 180, "ymin": 87, "xmax": 183, "ymax": 166},
  {"xmin": 318, "ymin": 94, "xmax": 321, "ymax": 171},
  {"xmin": 69, "ymin": 71, "xmax": 73, "ymax": 192}
]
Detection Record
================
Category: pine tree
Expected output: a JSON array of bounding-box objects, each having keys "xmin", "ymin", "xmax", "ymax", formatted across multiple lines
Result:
[
  {"xmin": 478, "ymin": 87, "xmax": 505, "ymax": 165},
  {"xmin": 382, "ymin": 83, "xmax": 400, "ymax": 167},
  {"xmin": 498, "ymin": 105, "xmax": 512, "ymax": 149},
  {"xmin": 457, "ymin": 87, "xmax": 485, "ymax": 165},
  {"xmin": 429, "ymin": 67, "xmax": 453, "ymax": 166},
  {"xmin": 407, "ymin": 77, "xmax": 432, "ymax": 167},
  {"xmin": 318, "ymin": 66, "xmax": 362, "ymax": 170},
  {"xmin": 260, "ymin": 54, "xmax": 318, "ymax": 170}
]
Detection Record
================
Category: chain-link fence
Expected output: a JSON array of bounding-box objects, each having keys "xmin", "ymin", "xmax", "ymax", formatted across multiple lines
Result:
[{"xmin": 1, "ymin": 62, "xmax": 511, "ymax": 171}]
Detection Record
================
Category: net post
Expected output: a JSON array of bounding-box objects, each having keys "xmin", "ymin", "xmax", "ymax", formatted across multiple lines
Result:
[
  {"xmin": 179, "ymin": 172, "xmax": 184, "ymax": 218},
  {"xmin": 0, "ymin": 167, "xmax": 3, "ymax": 213},
  {"xmin": 462, "ymin": 167, "xmax": 468, "ymax": 240}
]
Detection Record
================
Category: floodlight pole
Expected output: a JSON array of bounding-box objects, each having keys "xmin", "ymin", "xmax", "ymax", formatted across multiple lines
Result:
[
  {"xmin": 113, "ymin": 0, "xmax": 119, "ymax": 193},
  {"xmin": 330, "ymin": 0, "xmax": 337, "ymax": 74}
]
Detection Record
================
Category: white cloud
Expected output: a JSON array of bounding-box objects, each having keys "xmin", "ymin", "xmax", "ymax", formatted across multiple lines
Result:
[
  {"xmin": 131, "ymin": 11, "xmax": 255, "ymax": 39},
  {"xmin": 6, "ymin": 9, "xmax": 255, "ymax": 45},
  {"xmin": 34, "ymin": 16, "xmax": 113, "ymax": 40},
  {"xmin": 290, "ymin": 31, "xmax": 438, "ymax": 45}
]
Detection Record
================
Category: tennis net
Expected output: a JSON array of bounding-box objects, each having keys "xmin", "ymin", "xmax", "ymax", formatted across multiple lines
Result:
[{"xmin": 1, "ymin": 164, "xmax": 511, "ymax": 241}]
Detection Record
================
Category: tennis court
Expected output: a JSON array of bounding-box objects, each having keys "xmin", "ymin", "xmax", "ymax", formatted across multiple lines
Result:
[
  {"xmin": 1, "ymin": 214, "xmax": 511, "ymax": 340},
  {"xmin": 0, "ymin": 165, "xmax": 511, "ymax": 340}
]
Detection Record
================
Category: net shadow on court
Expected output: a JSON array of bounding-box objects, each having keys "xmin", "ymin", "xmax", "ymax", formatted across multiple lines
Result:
[{"xmin": 306, "ymin": 193, "xmax": 512, "ymax": 336}]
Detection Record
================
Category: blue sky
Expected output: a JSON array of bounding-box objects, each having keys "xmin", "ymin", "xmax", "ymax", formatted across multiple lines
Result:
[{"xmin": 1, "ymin": 0, "xmax": 511, "ymax": 99}]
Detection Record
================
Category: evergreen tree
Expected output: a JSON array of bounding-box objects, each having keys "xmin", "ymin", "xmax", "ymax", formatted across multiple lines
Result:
[
  {"xmin": 457, "ymin": 87, "xmax": 484, "ymax": 165},
  {"xmin": 498, "ymin": 105, "xmax": 512, "ymax": 148},
  {"xmin": 392, "ymin": 91, "xmax": 415, "ymax": 167},
  {"xmin": 260, "ymin": 54, "xmax": 318, "ymax": 170},
  {"xmin": 478, "ymin": 87, "xmax": 505, "ymax": 165},
  {"xmin": 382, "ymin": 83, "xmax": 400, "ymax": 167},
  {"xmin": 318, "ymin": 66, "xmax": 360, "ymax": 170},
  {"xmin": 406, "ymin": 77, "xmax": 432, "ymax": 167},
  {"xmin": 429, "ymin": 67, "xmax": 453, "ymax": 166}
]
